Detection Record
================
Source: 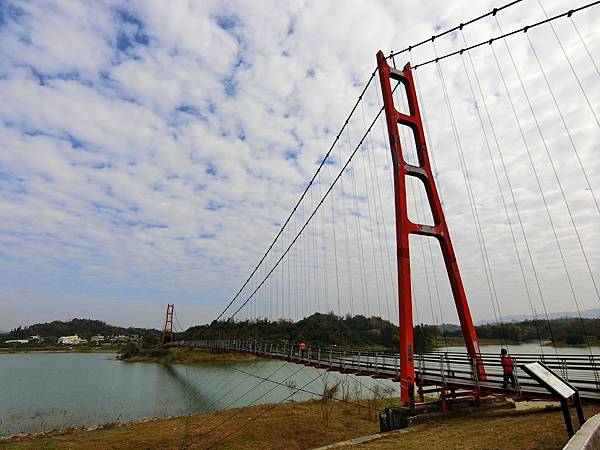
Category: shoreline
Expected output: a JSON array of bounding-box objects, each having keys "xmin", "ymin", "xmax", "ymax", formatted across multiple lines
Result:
[
  {"xmin": 0, "ymin": 347, "xmax": 120, "ymax": 354},
  {"xmin": 118, "ymin": 346, "xmax": 258, "ymax": 364},
  {"xmin": 2, "ymin": 339, "xmax": 595, "ymax": 358},
  {"xmin": 0, "ymin": 414, "xmax": 178, "ymax": 442},
  {"xmin": 2, "ymin": 397, "xmax": 598, "ymax": 449},
  {"xmin": 434, "ymin": 338, "xmax": 597, "ymax": 348}
]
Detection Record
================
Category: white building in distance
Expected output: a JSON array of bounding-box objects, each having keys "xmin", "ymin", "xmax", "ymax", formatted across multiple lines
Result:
[
  {"xmin": 90, "ymin": 335, "xmax": 105, "ymax": 344},
  {"xmin": 58, "ymin": 335, "xmax": 84, "ymax": 345},
  {"xmin": 5, "ymin": 339, "xmax": 29, "ymax": 344}
]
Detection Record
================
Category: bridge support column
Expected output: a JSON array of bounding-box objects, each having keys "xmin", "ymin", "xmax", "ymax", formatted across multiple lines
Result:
[
  {"xmin": 376, "ymin": 51, "xmax": 486, "ymax": 405},
  {"xmin": 440, "ymin": 387, "xmax": 448, "ymax": 414}
]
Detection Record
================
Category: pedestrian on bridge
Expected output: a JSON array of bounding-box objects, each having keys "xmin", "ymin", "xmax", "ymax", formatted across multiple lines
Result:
[
  {"xmin": 501, "ymin": 348, "xmax": 516, "ymax": 389},
  {"xmin": 299, "ymin": 342, "xmax": 307, "ymax": 359}
]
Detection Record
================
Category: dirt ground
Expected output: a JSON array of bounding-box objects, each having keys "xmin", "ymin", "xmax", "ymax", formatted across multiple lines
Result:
[{"xmin": 1, "ymin": 399, "xmax": 597, "ymax": 450}]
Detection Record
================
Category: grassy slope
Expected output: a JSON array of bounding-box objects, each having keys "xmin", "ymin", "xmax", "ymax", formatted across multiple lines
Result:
[
  {"xmin": 2, "ymin": 400, "xmax": 599, "ymax": 450},
  {"xmin": 120, "ymin": 347, "xmax": 257, "ymax": 363},
  {"xmin": 357, "ymin": 405, "xmax": 600, "ymax": 450}
]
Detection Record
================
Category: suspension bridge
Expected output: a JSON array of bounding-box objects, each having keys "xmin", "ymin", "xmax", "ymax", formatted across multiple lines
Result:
[{"xmin": 160, "ymin": 0, "xmax": 600, "ymax": 445}]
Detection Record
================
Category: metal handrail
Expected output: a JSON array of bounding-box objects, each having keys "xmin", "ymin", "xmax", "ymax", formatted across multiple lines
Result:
[{"xmin": 174, "ymin": 340, "xmax": 600, "ymax": 398}]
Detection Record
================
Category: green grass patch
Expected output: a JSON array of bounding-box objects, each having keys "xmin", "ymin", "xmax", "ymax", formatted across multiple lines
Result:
[{"xmin": 118, "ymin": 346, "xmax": 257, "ymax": 363}]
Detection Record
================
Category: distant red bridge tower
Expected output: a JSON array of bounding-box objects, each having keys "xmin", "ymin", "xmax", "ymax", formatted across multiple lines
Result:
[{"xmin": 160, "ymin": 303, "xmax": 174, "ymax": 349}]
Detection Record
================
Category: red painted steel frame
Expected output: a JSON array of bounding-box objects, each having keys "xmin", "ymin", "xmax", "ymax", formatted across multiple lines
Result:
[
  {"xmin": 160, "ymin": 303, "xmax": 174, "ymax": 349},
  {"xmin": 376, "ymin": 51, "xmax": 486, "ymax": 404}
]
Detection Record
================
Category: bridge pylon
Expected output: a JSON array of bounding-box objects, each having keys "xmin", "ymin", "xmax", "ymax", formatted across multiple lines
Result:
[
  {"xmin": 376, "ymin": 51, "xmax": 486, "ymax": 405},
  {"xmin": 160, "ymin": 303, "xmax": 174, "ymax": 349}
]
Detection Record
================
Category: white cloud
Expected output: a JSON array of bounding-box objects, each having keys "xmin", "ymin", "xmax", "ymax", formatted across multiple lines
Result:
[{"xmin": 0, "ymin": 0, "xmax": 598, "ymax": 332}]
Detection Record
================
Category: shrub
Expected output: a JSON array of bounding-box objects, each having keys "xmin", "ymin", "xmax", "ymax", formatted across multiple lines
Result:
[
  {"xmin": 120, "ymin": 342, "xmax": 140, "ymax": 359},
  {"xmin": 565, "ymin": 334, "xmax": 585, "ymax": 345}
]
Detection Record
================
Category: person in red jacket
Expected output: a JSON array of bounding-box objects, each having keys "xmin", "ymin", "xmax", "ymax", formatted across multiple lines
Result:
[
  {"xmin": 501, "ymin": 348, "xmax": 516, "ymax": 388},
  {"xmin": 299, "ymin": 342, "xmax": 307, "ymax": 359}
]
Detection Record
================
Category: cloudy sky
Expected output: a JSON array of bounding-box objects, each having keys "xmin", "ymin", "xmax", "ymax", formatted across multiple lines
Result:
[{"xmin": 0, "ymin": 0, "xmax": 598, "ymax": 331}]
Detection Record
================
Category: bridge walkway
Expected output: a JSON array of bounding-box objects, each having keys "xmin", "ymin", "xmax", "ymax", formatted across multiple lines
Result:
[{"xmin": 171, "ymin": 340, "xmax": 600, "ymax": 402}]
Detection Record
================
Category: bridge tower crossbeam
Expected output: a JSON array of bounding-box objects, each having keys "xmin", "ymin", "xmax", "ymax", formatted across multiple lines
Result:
[{"xmin": 376, "ymin": 51, "xmax": 486, "ymax": 404}]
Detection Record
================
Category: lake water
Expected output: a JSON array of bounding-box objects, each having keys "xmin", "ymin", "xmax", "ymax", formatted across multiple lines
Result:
[
  {"xmin": 2, "ymin": 344, "xmax": 598, "ymax": 436},
  {"xmin": 446, "ymin": 342, "xmax": 600, "ymax": 355},
  {"xmin": 0, "ymin": 352, "xmax": 396, "ymax": 436}
]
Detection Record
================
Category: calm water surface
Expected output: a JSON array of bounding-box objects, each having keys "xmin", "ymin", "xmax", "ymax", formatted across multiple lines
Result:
[
  {"xmin": 0, "ymin": 352, "xmax": 393, "ymax": 436},
  {"xmin": 447, "ymin": 342, "xmax": 600, "ymax": 355},
  {"xmin": 2, "ymin": 344, "xmax": 597, "ymax": 436}
]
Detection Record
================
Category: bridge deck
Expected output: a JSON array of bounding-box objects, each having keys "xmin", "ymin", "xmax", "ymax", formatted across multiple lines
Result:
[{"xmin": 171, "ymin": 340, "xmax": 600, "ymax": 402}]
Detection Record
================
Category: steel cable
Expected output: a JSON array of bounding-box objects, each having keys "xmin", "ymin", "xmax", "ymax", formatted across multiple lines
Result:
[
  {"xmin": 359, "ymin": 100, "xmax": 384, "ymax": 319},
  {"xmin": 490, "ymin": 39, "xmax": 592, "ymax": 354},
  {"xmin": 225, "ymin": 97, "xmax": 391, "ymax": 321},
  {"xmin": 214, "ymin": 68, "xmax": 379, "ymax": 322},
  {"xmin": 410, "ymin": 1, "xmax": 600, "ymax": 70},
  {"xmin": 411, "ymin": 63, "xmax": 450, "ymax": 349},
  {"xmin": 569, "ymin": 14, "xmax": 600, "ymax": 78},
  {"xmin": 457, "ymin": 36, "xmax": 546, "ymax": 355},
  {"xmin": 537, "ymin": 0, "xmax": 600, "ymax": 131},
  {"xmin": 495, "ymin": 24, "xmax": 597, "ymax": 355},
  {"xmin": 433, "ymin": 42, "xmax": 508, "ymax": 348},
  {"xmin": 388, "ymin": 0, "xmax": 524, "ymax": 59}
]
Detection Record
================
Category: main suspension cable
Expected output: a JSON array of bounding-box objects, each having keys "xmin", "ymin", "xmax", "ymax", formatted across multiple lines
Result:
[
  {"xmin": 214, "ymin": 69, "xmax": 378, "ymax": 321},
  {"xmin": 458, "ymin": 34, "xmax": 546, "ymax": 354},
  {"xmin": 388, "ymin": 0, "xmax": 523, "ymax": 59},
  {"xmin": 227, "ymin": 101, "xmax": 390, "ymax": 320},
  {"xmin": 434, "ymin": 42, "xmax": 508, "ymax": 347},
  {"xmin": 410, "ymin": 1, "xmax": 600, "ymax": 70}
]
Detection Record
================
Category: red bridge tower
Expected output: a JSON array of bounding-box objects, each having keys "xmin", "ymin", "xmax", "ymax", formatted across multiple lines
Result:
[
  {"xmin": 376, "ymin": 51, "xmax": 486, "ymax": 405},
  {"xmin": 160, "ymin": 303, "xmax": 174, "ymax": 349}
]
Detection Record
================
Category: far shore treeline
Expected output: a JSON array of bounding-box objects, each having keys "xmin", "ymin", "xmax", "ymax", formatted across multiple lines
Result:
[
  {"xmin": 177, "ymin": 313, "xmax": 600, "ymax": 351},
  {"xmin": 2, "ymin": 318, "xmax": 161, "ymax": 347},
  {"xmin": 3, "ymin": 314, "xmax": 600, "ymax": 351}
]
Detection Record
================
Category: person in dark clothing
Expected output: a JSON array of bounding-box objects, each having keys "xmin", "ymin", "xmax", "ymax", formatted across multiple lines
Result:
[{"xmin": 501, "ymin": 348, "xmax": 516, "ymax": 388}]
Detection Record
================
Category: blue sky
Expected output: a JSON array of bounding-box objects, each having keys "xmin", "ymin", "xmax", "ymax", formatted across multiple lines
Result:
[{"xmin": 0, "ymin": 0, "xmax": 599, "ymax": 330}]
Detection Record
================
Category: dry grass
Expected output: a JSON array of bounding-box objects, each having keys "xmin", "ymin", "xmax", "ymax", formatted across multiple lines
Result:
[
  {"xmin": 2, "ymin": 399, "xmax": 598, "ymax": 450},
  {"xmin": 122, "ymin": 347, "xmax": 257, "ymax": 364},
  {"xmin": 356, "ymin": 404, "xmax": 600, "ymax": 450},
  {"xmin": 1, "ymin": 400, "xmax": 379, "ymax": 450}
]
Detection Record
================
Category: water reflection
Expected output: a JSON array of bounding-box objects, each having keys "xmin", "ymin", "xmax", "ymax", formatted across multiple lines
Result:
[
  {"xmin": 157, "ymin": 363, "xmax": 213, "ymax": 409},
  {"xmin": 4, "ymin": 344, "xmax": 595, "ymax": 436}
]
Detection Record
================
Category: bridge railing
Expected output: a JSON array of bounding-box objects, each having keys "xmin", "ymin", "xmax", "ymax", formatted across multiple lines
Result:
[{"xmin": 170, "ymin": 340, "xmax": 600, "ymax": 398}]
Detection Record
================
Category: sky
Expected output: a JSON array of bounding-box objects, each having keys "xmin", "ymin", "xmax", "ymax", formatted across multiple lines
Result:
[{"xmin": 0, "ymin": 0, "xmax": 599, "ymax": 331}]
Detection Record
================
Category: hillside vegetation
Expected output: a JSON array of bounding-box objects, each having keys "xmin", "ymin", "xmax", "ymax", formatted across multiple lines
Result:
[
  {"xmin": 2, "ymin": 318, "xmax": 160, "ymax": 346},
  {"xmin": 181, "ymin": 313, "xmax": 442, "ymax": 353},
  {"xmin": 448, "ymin": 317, "xmax": 600, "ymax": 346},
  {"xmin": 3, "ymin": 314, "xmax": 599, "ymax": 350},
  {"xmin": 179, "ymin": 312, "xmax": 600, "ymax": 349}
]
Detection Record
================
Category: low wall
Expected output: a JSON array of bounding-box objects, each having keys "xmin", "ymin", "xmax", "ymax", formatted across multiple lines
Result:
[{"xmin": 563, "ymin": 413, "xmax": 600, "ymax": 450}]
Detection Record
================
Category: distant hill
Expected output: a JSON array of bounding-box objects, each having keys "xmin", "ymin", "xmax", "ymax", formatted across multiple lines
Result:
[
  {"xmin": 3, "ymin": 318, "xmax": 160, "ymax": 344},
  {"xmin": 444, "ymin": 316, "xmax": 600, "ymax": 345},
  {"xmin": 181, "ymin": 312, "xmax": 439, "ymax": 352},
  {"xmin": 438, "ymin": 323, "xmax": 461, "ymax": 333},
  {"xmin": 181, "ymin": 313, "xmax": 600, "ymax": 348},
  {"xmin": 477, "ymin": 308, "xmax": 600, "ymax": 325}
]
